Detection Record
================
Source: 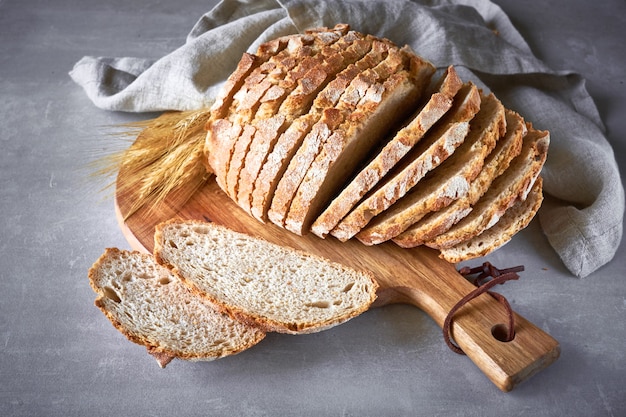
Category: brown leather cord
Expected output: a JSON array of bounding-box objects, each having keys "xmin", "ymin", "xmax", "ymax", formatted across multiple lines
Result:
[{"xmin": 443, "ymin": 262, "xmax": 524, "ymax": 355}]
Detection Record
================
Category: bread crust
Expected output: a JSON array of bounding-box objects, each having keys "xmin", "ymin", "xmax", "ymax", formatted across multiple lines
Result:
[
  {"xmin": 206, "ymin": 119, "xmax": 242, "ymax": 191},
  {"xmin": 426, "ymin": 126, "xmax": 549, "ymax": 250},
  {"xmin": 311, "ymin": 66, "xmax": 461, "ymax": 238},
  {"xmin": 209, "ymin": 52, "xmax": 259, "ymax": 120},
  {"xmin": 355, "ymin": 92, "xmax": 505, "ymax": 245},
  {"xmin": 393, "ymin": 108, "xmax": 526, "ymax": 248},
  {"xmin": 330, "ymin": 83, "xmax": 482, "ymax": 242}
]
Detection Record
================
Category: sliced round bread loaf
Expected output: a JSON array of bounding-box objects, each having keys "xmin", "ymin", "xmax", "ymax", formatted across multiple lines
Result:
[
  {"xmin": 204, "ymin": 24, "xmax": 550, "ymax": 263},
  {"xmin": 153, "ymin": 220, "xmax": 379, "ymax": 334},
  {"xmin": 88, "ymin": 248, "xmax": 265, "ymax": 368}
]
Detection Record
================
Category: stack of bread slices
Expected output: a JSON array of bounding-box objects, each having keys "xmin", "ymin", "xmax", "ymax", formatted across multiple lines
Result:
[{"xmin": 206, "ymin": 24, "xmax": 549, "ymax": 263}]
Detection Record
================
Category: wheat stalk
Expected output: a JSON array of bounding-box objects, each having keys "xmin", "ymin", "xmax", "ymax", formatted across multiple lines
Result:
[{"xmin": 95, "ymin": 108, "xmax": 214, "ymax": 220}]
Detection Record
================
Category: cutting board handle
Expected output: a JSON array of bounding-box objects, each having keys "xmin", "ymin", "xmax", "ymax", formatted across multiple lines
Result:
[{"xmin": 373, "ymin": 257, "xmax": 560, "ymax": 392}]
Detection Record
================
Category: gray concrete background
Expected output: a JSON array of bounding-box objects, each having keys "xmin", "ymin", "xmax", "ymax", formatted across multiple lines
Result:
[{"xmin": 1, "ymin": 0, "xmax": 624, "ymax": 416}]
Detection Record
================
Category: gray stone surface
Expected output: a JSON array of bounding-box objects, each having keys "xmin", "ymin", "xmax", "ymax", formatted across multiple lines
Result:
[{"xmin": 1, "ymin": 0, "xmax": 624, "ymax": 415}]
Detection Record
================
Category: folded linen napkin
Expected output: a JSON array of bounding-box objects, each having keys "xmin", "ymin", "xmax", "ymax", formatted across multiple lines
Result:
[{"xmin": 70, "ymin": 0, "xmax": 624, "ymax": 278}]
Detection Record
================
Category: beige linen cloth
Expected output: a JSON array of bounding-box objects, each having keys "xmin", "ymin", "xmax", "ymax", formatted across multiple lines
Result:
[{"xmin": 70, "ymin": 0, "xmax": 624, "ymax": 278}]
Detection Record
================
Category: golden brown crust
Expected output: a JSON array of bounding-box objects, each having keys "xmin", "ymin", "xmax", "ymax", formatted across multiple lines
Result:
[
  {"xmin": 438, "ymin": 176, "xmax": 544, "ymax": 263},
  {"xmin": 393, "ymin": 108, "xmax": 526, "ymax": 248},
  {"xmin": 330, "ymin": 82, "xmax": 482, "ymax": 242},
  {"xmin": 426, "ymin": 126, "xmax": 549, "ymax": 250},
  {"xmin": 209, "ymin": 53, "xmax": 259, "ymax": 120},
  {"xmin": 311, "ymin": 66, "xmax": 461, "ymax": 238},
  {"xmin": 206, "ymin": 119, "xmax": 242, "ymax": 191},
  {"xmin": 354, "ymin": 91, "xmax": 504, "ymax": 245}
]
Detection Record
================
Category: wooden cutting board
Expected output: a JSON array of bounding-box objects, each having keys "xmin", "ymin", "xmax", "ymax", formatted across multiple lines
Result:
[{"xmin": 115, "ymin": 166, "xmax": 559, "ymax": 392}]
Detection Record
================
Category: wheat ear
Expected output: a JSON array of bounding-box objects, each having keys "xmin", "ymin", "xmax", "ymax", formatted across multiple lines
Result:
[{"xmin": 95, "ymin": 108, "xmax": 214, "ymax": 220}]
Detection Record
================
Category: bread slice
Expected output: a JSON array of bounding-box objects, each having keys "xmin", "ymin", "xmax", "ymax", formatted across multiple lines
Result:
[
  {"xmin": 330, "ymin": 82, "xmax": 481, "ymax": 242},
  {"xmin": 393, "ymin": 108, "xmax": 526, "ymax": 248},
  {"xmin": 224, "ymin": 123, "xmax": 257, "ymax": 199},
  {"xmin": 153, "ymin": 220, "xmax": 379, "ymax": 334},
  {"xmin": 427, "ymin": 125, "xmax": 549, "ymax": 250},
  {"xmin": 206, "ymin": 118, "xmax": 243, "ymax": 192},
  {"xmin": 88, "ymin": 248, "xmax": 265, "ymax": 368},
  {"xmin": 249, "ymin": 40, "xmax": 393, "ymax": 222},
  {"xmin": 354, "ymin": 92, "xmax": 505, "ymax": 245},
  {"xmin": 439, "ymin": 176, "xmax": 544, "ymax": 263},
  {"xmin": 267, "ymin": 48, "xmax": 424, "ymax": 228},
  {"xmin": 208, "ymin": 52, "xmax": 260, "ymax": 121},
  {"xmin": 283, "ymin": 53, "xmax": 435, "ymax": 235},
  {"xmin": 311, "ymin": 66, "xmax": 462, "ymax": 238}
]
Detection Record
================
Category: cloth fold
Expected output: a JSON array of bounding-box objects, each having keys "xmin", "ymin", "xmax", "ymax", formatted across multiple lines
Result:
[{"xmin": 70, "ymin": 0, "xmax": 624, "ymax": 278}]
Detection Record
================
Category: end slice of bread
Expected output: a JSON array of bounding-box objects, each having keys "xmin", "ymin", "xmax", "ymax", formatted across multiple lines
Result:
[
  {"xmin": 88, "ymin": 248, "xmax": 265, "ymax": 368},
  {"xmin": 153, "ymin": 220, "xmax": 378, "ymax": 334}
]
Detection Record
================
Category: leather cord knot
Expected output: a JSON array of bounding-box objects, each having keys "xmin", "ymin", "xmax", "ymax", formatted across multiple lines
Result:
[{"xmin": 443, "ymin": 262, "xmax": 524, "ymax": 355}]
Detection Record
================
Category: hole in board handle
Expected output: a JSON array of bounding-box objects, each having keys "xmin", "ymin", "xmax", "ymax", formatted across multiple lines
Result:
[{"xmin": 491, "ymin": 323, "xmax": 514, "ymax": 342}]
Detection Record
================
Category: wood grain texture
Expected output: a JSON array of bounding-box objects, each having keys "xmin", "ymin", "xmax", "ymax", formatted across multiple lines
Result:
[{"xmin": 115, "ymin": 162, "xmax": 559, "ymax": 392}]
